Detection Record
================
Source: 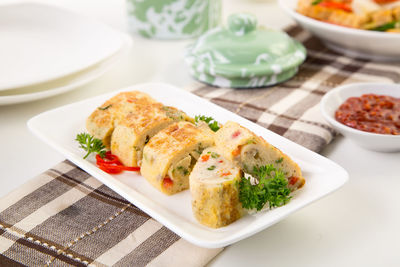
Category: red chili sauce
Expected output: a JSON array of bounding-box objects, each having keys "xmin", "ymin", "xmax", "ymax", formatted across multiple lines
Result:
[{"xmin": 335, "ymin": 94, "xmax": 400, "ymax": 135}]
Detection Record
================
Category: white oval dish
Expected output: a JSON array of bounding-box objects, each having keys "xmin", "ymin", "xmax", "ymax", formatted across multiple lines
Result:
[
  {"xmin": 0, "ymin": 3, "xmax": 125, "ymax": 91},
  {"xmin": 278, "ymin": 0, "xmax": 400, "ymax": 61},
  {"xmin": 321, "ymin": 83, "xmax": 400, "ymax": 152},
  {"xmin": 0, "ymin": 34, "xmax": 132, "ymax": 106}
]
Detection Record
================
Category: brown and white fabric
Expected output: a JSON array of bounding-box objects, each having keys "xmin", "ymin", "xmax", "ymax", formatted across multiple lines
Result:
[
  {"xmin": 1, "ymin": 26, "xmax": 400, "ymax": 266},
  {"xmin": 0, "ymin": 161, "xmax": 222, "ymax": 266}
]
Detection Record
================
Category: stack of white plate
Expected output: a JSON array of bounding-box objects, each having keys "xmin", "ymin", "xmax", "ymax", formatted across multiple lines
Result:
[{"xmin": 0, "ymin": 3, "xmax": 132, "ymax": 105}]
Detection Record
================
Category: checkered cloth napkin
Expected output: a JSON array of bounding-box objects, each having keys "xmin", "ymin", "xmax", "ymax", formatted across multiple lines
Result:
[{"xmin": 1, "ymin": 26, "xmax": 400, "ymax": 266}]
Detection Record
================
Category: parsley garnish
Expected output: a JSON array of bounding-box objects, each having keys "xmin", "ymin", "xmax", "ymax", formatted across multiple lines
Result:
[
  {"xmin": 239, "ymin": 165, "xmax": 291, "ymax": 211},
  {"xmin": 275, "ymin": 157, "xmax": 284, "ymax": 164},
  {"xmin": 75, "ymin": 133, "xmax": 106, "ymax": 159},
  {"xmin": 194, "ymin": 115, "xmax": 220, "ymax": 132}
]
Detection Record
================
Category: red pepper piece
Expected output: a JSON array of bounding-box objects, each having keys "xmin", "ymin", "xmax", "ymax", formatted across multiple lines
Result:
[
  {"xmin": 373, "ymin": 0, "xmax": 398, "ymax": 3},
  {"xmin": 220, "ymin": 171, "xmax": 231, "ymax": 177},
  {"xmin": 232, "ymin": 130, "xmax": 241, "ymax": 138},
  {"xmin": 319, "ymin": 2, "xmax": 352, "ymax": 12},
  {"xmin": 232, "ymin": 146, "xmax": 241, "ymax": 157},
  {"xmin": 289, "ymin": 176, "xmax": 299, "ymax": 186},
  {"xmin": 163, "ymin": 177, "xmax": 173, "ymax": 189},
  {"xmin": 200, "ymin": 154, "xmax": 210, "ymax": 162}
]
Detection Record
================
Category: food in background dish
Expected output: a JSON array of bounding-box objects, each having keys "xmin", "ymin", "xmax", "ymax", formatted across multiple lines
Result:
[
  {"xmin": 189, "ymin": 147, "xmax": 243, "ymax": 228},
  {"xmin": 297, "ymin": 0, "xmax": 400, "ymax": 32},
  {"xmin": 140, "ymin": 121, "xmax": 215, "ymax": 195},
  {"xmin": 215, "ymin": 121, "xmax": 305, "ymax": 191},
  {"xmin": 335, "ymin": 93, "xmax": 400, "ymax": 134}
]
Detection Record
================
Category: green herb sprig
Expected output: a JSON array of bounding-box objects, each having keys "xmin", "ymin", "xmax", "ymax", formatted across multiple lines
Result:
[
  {"xmin": 98, "ymin": 104, "xmax": 112, "ymax": 111},
  {"xmin": 194, "ymin": 115, "xmax": 220, "ymax": 132},
  {"xmin": 75, "ymin": 133, "xmax": 106, "ymax": 159},
  {"xmin": 311, "ymin": 0, "xmax": 322, "ymax": 5},
  {"xmin": 239, "ymin": 165, "xmax": 291, "ymax": 211},
  {"xmin": 370, "ymin": 21, "xmax": 400, "ymax": 32}
]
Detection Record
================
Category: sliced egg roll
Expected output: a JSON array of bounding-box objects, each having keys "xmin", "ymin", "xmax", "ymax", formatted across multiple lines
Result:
[
  {"xmin": 141, "ymin": 121, "xmax": 214, "ymax": 195},
  {"xmin": 215, "ymin": 121, "xmax": 305, "ymax": 191},
  {"xmin": 86, "ymin": 91, "xmax": 158, "ymax": 148},
  {"xmin": 189, "ymin": 147, "xmax": 243, "ymax": 228},
  {"xmin": 111, "ymin": 104, "xmax": 192, "ymax": 167}
]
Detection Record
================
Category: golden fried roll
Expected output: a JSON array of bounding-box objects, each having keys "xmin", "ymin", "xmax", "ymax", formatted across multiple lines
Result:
[
  {"xmin": 189, "ymin": 147, "xmax": 243, "ymax": 228},
  {"xmin": 215, "ymin": 121, "xmax": 305, "ymax": 191},
  {"xmin": 86, "ymin": 91, "xmax": 158, "ymax": 148},
  {"xmin": 111, "ymin": 105, "xmax": 192, "ymax": 167},
  {"xmin": 141, "ymin": 121, "xmax": 214, "ymax": 195}
]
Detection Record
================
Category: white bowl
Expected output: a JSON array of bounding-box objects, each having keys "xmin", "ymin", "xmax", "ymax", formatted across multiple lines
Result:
[
  {"xmin": 320, "ymin": 83, "xmax": 400, "ymax": 152},
  {"xmin": 278, "ymin": 0, "xmax": 400, "ymax": 61}
]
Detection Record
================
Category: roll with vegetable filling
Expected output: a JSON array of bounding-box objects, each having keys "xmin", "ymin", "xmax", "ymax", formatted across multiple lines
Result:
[
  {"xmin": 214, "ymin": 121, "xmax": 305, "ymax": 190},
  {"xmin": 86, "ymin": 91, "xmax": 157, "ymax": 148},
  {"xmin": 111, "ymin": 104, "xmax": 192, "ymax": 167},
  {"xmin": 189, "ymin": 147, "xmax": 243, "ymax": 228},
  {"xmin": 141, "ymin": 121, "xmax": 214, "ymax": 195}
]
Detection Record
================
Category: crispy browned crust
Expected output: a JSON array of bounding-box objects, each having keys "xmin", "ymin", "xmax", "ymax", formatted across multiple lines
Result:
[
  {"xmin": 86, "ymin": 91, "xmax": 158, "ymax": 148},
  {"xmin": 87, "ymin": 91, "xmax": 193, "ymax": 167}
]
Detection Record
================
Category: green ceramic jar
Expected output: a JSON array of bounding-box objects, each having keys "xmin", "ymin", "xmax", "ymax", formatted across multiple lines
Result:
[
  {"xmin": 185, "ymin": 13, "xmax": 307, "ymax": 88},
  {"xmin": 126, "ymin": 0, "xmax": 221, "ymax": 39}
]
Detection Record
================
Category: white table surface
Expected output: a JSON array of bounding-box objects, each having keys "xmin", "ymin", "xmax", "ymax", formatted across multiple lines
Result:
[{"xmin": 1, "ymin": 0, "xmax": 399, "ymax": 266}]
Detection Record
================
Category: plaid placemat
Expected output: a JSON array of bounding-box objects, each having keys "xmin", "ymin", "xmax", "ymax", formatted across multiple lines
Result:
[
  {"xmin": 0, "ymin": 161, "xmax": 222, "ymax": 266},
  {"xmin": 1, "ymin": 26, "xmax": 400, "ymax": 267}
]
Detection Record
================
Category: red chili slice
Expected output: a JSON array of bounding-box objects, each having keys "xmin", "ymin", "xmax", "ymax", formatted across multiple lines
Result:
[
  {"xmin": 98, "ymin": 164, "xmax": 124, "ymax": 174},
  {"xmin": 96, "ymin": 151, "xmax": 121, "ymax": 165},
  {"xmin": 96, "ymin": 151, "xmax": 140, "ymax": 174},
  {"xmin": 123, "ymin": 166, "xmax": 141, "ymax": 172}
]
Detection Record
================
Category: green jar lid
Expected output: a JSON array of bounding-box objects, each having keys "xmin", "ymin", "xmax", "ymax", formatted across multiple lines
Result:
[{"xmin": 185, "ymin": 13, "xmax": 306, "ymax": 88}]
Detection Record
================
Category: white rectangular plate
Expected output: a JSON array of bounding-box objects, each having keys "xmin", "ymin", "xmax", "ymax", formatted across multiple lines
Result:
[{"xmin": 28, "ymin": 83, "xmax": 348, "ymax": 248}]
